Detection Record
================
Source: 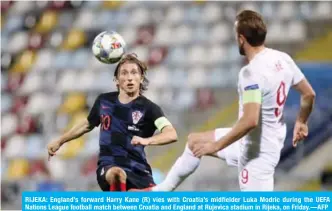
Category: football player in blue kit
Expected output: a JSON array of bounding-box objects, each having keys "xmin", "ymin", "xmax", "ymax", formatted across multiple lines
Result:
[{"xmin": 47, "ymin": 54, "xmax": 178, "ymax": 191}]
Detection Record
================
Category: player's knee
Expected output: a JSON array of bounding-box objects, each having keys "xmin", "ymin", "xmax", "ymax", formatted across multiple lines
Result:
[
  {"xmin": 187, "ymin": 133, "xmax": 196, "ymax": 151},
  {"xmin": 106, "ymin": 167, "xmax": 127, "ymax": 184},
  {"xmin": 187, "ymin": 132, "xmax": 202, "ymax": 151}
]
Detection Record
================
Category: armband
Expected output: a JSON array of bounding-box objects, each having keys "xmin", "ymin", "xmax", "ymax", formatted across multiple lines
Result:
[
  {"xmin": 154, "ymin": 117, "xmax": 172, "ymax": 131},
  {"xmin": 243, "ymin": 90, "xmax": 262, "ymax": 104}
]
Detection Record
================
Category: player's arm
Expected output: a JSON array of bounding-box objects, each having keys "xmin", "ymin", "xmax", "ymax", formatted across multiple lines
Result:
[
  {"xmin": 47, "ymin": 120, "xmax": 93, "ymax": 160},
  {"xmin": 214, "ymin": 91, "xmax": 261, "ymax": 151},
  {"xmin": 131, "ymin": 103, "xmax": 178, "ymax": 146},
  {"xmin": 145, "ymin": 120, "xmax": 177, "ymax": 146},
  {"xmin": 55, "ymin": 120, "xmax": 93, "ymax": 146},
  {"xmin": 293, "ymin": 78, "xmax": 315, "ymax": 124},
  {"xmin": 47, "ymin": 95, "xmax": 101, "ymax": 159},
  {"xmin": 214, "ymin": 69, "xmax": 263, "ymax": 150},
  {"xmin": 286, "ymin": 53, "xmax": 316, "ymax": 124},
  {"xmin": 132, "ymin": 117, "xmax": 178, "ymax": 146},
  {"xmin": 287, "ymin": 54, "xmax": 316, "ymax": 146},
  {"xmin": 193, "ymin": 69, "xmax": 262, "ymax": 157},
  {"xmin": 193, "ymin": 92, "xmax": 261, "ymax": 157},
  {"xmin": 292, "ymin": 78, "xmax": 315, "ymax": 146}
]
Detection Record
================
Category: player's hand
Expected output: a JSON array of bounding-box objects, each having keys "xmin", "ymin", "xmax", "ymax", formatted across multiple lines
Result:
[
  {"xmin": 131, "ymin": 136, "xmax": 150, "ymax": 146},
  {"xmin": 47, "ymin": 140, "xmax": 61, "ymax": 161},
  {"xmin": 292, "ymin": 121, "xmax": 308, "ymax": 147},
  {"xmin": 192, "ymin": 141, "xmax": 218, "ymax": 158}
]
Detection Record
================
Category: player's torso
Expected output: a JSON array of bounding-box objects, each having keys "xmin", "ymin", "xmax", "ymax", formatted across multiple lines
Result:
[
  {"xmin": 238, "ymin": 49, "xmax": 294, "ymax": 162},
  {"xmin": 97, "ymin": 94, "xmax": 155, "ymax": 172},
  {"xmin": 98, "ymin": 96, "xmax": 155, "ymax": 143}
]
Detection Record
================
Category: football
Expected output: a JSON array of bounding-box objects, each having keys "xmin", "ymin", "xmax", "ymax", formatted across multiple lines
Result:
[{"xmin": 92, "ymin": 31, "xmax": 126, "ymax": 64}]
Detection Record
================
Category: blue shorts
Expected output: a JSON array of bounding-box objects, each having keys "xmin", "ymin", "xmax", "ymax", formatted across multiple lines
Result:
[{"xmin": 96, "ymin": 165, "xmax": 155, "ymax": 191}]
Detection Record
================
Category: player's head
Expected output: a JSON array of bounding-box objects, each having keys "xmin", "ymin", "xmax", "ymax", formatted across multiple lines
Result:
[
  {"xmin": 114, "ymin": 53, "xmax": 149, "ymax": 95},
  {"xmin": 234, "ymin": 10, "xmax": 267, "ymax": 56}
]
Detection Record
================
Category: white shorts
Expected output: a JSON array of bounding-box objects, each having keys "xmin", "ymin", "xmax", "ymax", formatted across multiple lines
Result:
[
  {"xmin": 238, "ymin": 157, "xmax": 275, "ymax": 191},
  {"xmin": 214, "ymin": 128, "xmax": 239, "ymax": 167},
  {"xmin": 214, "ymin": 128, "xmax": 275, "ymax": 191}
]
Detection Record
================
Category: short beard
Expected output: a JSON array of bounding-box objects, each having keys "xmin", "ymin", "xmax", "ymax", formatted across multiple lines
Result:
[{"xmin": 239, "ymin": 42, "xmax": 245, "ymax": 56}]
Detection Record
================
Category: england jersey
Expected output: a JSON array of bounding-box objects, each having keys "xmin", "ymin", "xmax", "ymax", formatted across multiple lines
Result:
[{"xmin": 237, "ymin": 48, "xmax": 305, "ymax": 167}]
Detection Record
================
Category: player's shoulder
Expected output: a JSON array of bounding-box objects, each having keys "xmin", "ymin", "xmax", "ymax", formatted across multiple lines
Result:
[
  {"xmin": 137, "ymin": 95, "xmax": 164, "ymax": 115},
  {"xmin": 268, "ymin": 48, "xmax": 293, "ymax": 62},
  {"xmin": 239, "ymin": 64, "xmax": 256, "ymax": 79},
  {"xmin": 97, "ymin": 92, "xmax": 118, "ymax": 102},
  {"xmin": 138, "ymin": 95, "xmax": 161, "ymax": 109},
  {"xmin": 239, "ymin": 63, "xmax": 267, "ymax": 86}
]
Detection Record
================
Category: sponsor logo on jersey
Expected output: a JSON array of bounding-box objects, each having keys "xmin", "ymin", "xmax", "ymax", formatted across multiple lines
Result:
[
  {"xmin": 132, "ymin": 111, "xmax": 143, "ymax": 124},
  {"xmin": 128, "ymin": 125, "xmax": 140, "ymax": 131},
  {"xmin": 244, "ymin": 84, "xmax": 259, "ymax": 91},
  {"xmin": 101, "ymin": 104, "xmax": 110, "ymax": 109}
]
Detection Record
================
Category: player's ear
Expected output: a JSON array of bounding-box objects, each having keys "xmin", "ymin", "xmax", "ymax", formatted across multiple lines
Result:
[
  {"xmin": 113, "ymin": 77, "xmax": 119, "ymax": 85},
  {"xmin": 239, "ymin": 34, "xmax": 246, "ymax": 45}
]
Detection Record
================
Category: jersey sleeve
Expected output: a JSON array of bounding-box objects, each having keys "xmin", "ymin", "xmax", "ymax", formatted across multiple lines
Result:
[
  {"xmin": 284, "ymin": 53, "xmax": 305, "ymax": 86},
  {"xmin": 239, "ymin": 67, "xmax": 263, "ymax": 104},
  {"xmin": 149, "ymin": 103, "xmax": 172, "ymax": 132},
  {"xmin": 87, "ymin": 95, "xmax": 101, "ymax": 128},
  {"xmin": 290, "ymin": 60, "xmax": 305, "ymax": 86}
]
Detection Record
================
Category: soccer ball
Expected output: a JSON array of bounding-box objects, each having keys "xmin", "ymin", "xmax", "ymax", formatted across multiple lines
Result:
[{"xmin": 92, "ymin": 31, "xmax": 126, "ymax": 64}]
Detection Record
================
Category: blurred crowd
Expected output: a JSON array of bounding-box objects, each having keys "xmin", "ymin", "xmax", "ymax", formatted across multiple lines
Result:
[{"xmin": 1, "ymin": 1, "xmax": 332, "ymax": 209}]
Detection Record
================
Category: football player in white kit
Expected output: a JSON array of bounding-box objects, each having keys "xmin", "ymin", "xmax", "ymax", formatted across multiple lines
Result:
[{"xmin": 130, "ymin": 10, "xmax": 316, "ymax": 192}]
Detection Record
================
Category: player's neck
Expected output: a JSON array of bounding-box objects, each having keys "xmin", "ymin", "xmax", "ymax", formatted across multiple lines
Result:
[
  {"xmin": 245, "ymin": 45, "xmax": 266, "ymax": 62},
  {"xmin": 118, "ymin": 91, "xmax": 139, "ymax": 104}
]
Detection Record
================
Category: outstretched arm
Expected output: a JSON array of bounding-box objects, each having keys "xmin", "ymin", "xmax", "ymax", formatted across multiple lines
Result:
[
  {"xmin": 215, "ymin": 103, "xmax": 259, "ymax": 150},
  {"xmin": 47, "ymin": 119, "xmax": 93, "ymax": 160},
  {"xmin": 192, "ymin": 67, "xmax": 262, "ymax": 157},
  {"xmin": 192, "ymin": 102, "xmax": 260, "ymax": 157},
  {"xmin": 145, "ymin": 125, "xmax": 178, "ymax": 145},
  {"xmin": 48, "ymin": 95, "xmax": 101, "ymax": 160},
  {"xmin": 57, "ymin": 119, "xmax": 93, "ymax": 145}
]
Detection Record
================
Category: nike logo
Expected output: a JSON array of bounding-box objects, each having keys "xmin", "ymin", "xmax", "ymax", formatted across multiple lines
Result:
[
  {"xmin": 100, "ymin": 167, "xmax": 104, "ymax": 176},
  {"xmin": 101, "ymin": 105, "xmax": 110, "ymax": 109}
]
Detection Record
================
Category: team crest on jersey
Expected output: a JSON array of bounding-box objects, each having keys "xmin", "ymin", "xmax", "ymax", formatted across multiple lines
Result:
[{"xmin": 132, "ymin": 111, "xmax": 143, "ymax": 124}]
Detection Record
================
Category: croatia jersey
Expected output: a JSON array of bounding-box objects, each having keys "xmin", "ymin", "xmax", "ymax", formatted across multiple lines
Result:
[{"xmin": 87, "ymin": 92, "xmax": 171, "ymax": 175}]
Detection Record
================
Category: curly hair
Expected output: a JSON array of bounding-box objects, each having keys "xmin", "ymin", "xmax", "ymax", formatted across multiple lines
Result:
[{"xmin": 113, "ymin": 53, "xmax": 149, "ymax": 95}]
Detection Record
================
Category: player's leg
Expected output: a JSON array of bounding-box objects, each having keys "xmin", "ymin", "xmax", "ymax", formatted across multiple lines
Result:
[
  {"xmin": 238, "ymin": 159, "xmax": 274, "ymax": 191},
  {"xmin": 105, "ymin": 167, "xmax": 127, "ymax": 191},
  {"xmin": 151, "ymin": 130, "xmax": 221, "ymax": 191},
  {"xmin": 133, "ymin": 128, "xmax": 237, "ymax": 191},
  {"xmin": 128, "ymin": 131, "xmax": 215, "ymax": 192},
  {"xmin": 96, "ymin": 165, "xmax": 127, "ymax": 191}
]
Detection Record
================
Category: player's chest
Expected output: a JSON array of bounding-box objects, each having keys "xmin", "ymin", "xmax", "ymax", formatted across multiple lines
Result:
[{"xmin": 99, "ymin": 105, "xmax": 148, "ymax": 131}]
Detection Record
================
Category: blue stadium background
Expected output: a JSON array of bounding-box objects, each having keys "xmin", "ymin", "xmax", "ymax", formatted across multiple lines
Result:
[{"xmin": 1, "ymin": 1, "xmax": 332, "ymax": 209}]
